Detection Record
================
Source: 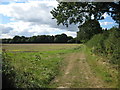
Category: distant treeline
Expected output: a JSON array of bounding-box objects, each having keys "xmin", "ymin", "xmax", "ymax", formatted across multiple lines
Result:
[{"xmin": 2, "ymin": 33, "xmax": 77, "ymax": 44}]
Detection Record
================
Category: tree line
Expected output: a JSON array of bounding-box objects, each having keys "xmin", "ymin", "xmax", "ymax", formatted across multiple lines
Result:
[{"xmin": 2, "ymin": 33, "xmax": 77, "ymax": 44}]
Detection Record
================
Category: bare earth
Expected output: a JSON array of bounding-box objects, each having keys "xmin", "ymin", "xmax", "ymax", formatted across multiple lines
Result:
[{"xmin": 52, "ymin": 52, "xmax": 105, "ymax": 88}]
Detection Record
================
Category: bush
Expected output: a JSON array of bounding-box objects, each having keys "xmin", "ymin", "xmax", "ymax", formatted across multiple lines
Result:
[
  {"xmin": 2, "ymin": 51, "xmax": 16, "ymax": 88},
  {"xmin": 104, "ymin": 28, "xmax": 120, "ymax": 64},
  {"xmin": 86, "ymin": 31, "xmax": 108, "ymax": 55},
  {"xmin": 86, "ymin": 27, "xmax": 120, "ymax": 65}
]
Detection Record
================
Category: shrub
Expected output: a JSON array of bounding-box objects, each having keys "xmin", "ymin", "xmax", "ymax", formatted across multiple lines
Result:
[
  {"xmin": 86, "ymin": 27, "xmax": 120, "ymax": 65},
  {"xmin": 104, "ymin": 28, "xmax": 120, "ymax": 64},
  {"xmin": 2, "ymin": 51, "xmax": 16, "ymax": 88},
  {"xmin": 86, "ymin": 31, "xmax": 109, "ymax": 55}
]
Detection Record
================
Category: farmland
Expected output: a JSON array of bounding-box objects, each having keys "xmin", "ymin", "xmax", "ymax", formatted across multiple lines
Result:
[
  {"xmin": 2, "ymin": 44, "xmax": 80, "ymax": 88},
  {"xmin": 2, "ymin": 44, "xmax": 118, "ymax": 88}
]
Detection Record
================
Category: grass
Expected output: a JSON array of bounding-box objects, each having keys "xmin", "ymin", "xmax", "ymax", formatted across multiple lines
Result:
[
  {"xmin": 2, "ymin": 44, "xmax": 78, "ymax": 52},
  {"xmin": 2, "ymin": 44, "xmax": 118, "ymax": 88},
  {"xmin": 82, "ymin": 45, "xmax": 118, "ymax": 88},
  {"xmin": 8, "ymin": 52, "xmax": 62, "ymax": 88},
  {"xmin": 2, "ymin": 44, "xmax": 80, "ymax": 88}
]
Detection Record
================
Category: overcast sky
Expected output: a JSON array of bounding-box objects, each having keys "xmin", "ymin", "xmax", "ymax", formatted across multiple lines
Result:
[{"xmin": 0, "ymin": 0, "xmax": 118, "ymax": 38}]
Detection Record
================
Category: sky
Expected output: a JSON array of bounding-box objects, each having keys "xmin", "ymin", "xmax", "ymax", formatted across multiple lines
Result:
[{"xmin": 0, "ymin": 0, "xmax": 118, "ymax": 39}]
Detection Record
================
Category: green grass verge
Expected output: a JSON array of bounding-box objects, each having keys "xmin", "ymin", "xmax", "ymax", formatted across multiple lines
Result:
[{"xmin": 82, "ymin": 45, "xmax": 118, "ymax": 88}]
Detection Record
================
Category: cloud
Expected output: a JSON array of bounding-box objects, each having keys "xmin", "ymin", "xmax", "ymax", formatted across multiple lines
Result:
[
  {"xmin": 100, "ymin": 22, "xmax": 113, "ymax": 25},
  {"xmin": 0, "ymin": 34, "xmax": 13, "ymax": 38},
  {"xmin": 0, "ymin": 25, "xmax": 13, "ymax": 34},
  {"xmin": 0, "ymin": 1, "xmax": 59, "ymax": 26},
  {"xmin": 102, "ymin": 13, "xmax": 108, "ymax": 18},
  {"xmin": 0, "ymin": 1, "xmax": 77, "ymax": 30},
  {"xmin": 0, "ymin": 21, "xmax": 77, "ymax": 39},
  {"xmin": 63, "ymin": 31, "xmax": 77, "ymax": 37},
  {"xmin": 0, "ymin": 1, "xmax": 78, "ymax": 38}
]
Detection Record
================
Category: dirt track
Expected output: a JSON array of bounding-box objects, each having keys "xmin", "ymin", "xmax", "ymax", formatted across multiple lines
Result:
[{"xmin": 52, "ymin": 51, "xmax": 105, "ymax": 88}]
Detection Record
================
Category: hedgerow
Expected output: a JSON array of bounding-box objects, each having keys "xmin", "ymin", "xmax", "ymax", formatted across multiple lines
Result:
[{"xmin": 86, "ymin": 27, "xmax": 120, "ymax": 65}]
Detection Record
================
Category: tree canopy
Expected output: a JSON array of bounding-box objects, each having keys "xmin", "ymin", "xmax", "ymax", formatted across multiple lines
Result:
[
  {"xmin": 77, "ymin": 19, "xmax": 102, "ymax": 43},
  {"xmin": 51, "ymin": 2, "xmax": 120, "ymax": 27},
  {"xmin": 2, "ymin": 34, "xmax": 75, "ymax": 44}
]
